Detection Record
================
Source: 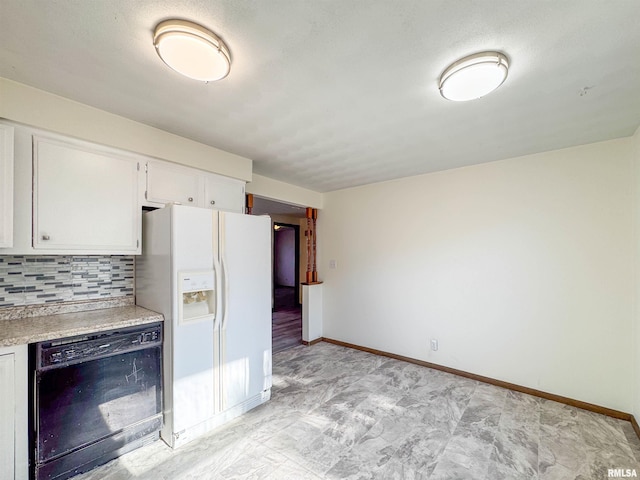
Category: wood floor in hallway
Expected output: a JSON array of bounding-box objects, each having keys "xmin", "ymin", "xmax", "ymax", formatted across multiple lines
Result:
[{"xmin": 272, "ymin": 286, "xmax": 302, "ymax": 354}]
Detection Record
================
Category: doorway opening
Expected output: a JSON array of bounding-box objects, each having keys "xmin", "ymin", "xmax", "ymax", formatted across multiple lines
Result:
[
  {"xmin": 272, "ymin": 222, "xmax": 302, "ymax": 353},
  {"xmin": 248, "ymin": 196, "xmax": 306, "ymax": 354}
]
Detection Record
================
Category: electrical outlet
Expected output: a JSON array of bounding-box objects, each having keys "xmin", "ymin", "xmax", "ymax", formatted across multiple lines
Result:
[
  {"xmin": 430, "ymin": 339, "xmax": 438, "ymax": 351},
  {"xmin": 329, "ymin": 259, "xmax": 337, "ymax": 269}
]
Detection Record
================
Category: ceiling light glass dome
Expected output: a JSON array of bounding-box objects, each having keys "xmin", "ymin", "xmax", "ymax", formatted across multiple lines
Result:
[
  {"xmin": 153, "ymin": 20, "xmax": 231, "ymax": 82},
  {"xmin": 439, "ymin": 52, "xmax": 509, "ymax": 101}
]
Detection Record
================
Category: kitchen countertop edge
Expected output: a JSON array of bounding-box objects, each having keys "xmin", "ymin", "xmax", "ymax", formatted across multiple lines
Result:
[{"xmin": 0, "ymin": 305, "xmax": 164, "ymax": 347}]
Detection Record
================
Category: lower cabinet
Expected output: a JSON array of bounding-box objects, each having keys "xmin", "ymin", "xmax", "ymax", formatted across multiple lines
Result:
[{"xmin": 0, "ymin": 344, "xmax": 28, "ymax": 480}]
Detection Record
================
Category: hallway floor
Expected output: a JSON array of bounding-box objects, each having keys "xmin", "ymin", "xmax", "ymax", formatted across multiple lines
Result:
[
  {"xmin": 272, "ymin": 286, "xmax": 302, "ymax": 354},
  {"xmin": 76, "ymin": 342, "xmax": 640, "ymax": 480}
]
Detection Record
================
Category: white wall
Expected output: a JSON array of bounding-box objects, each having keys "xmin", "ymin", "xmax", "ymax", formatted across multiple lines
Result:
[
  {"xmin": 321, "ymin": 137, "xmax": 635, "ymax": 412},
  {"xmin": 0, "ymin": 77, "xmax": 252, "ymax": 181},
  {"xmin": 247, "ymin": 174, "xmax": 323, "ymax": 209},
  {"xmin": 0, "ymin": 77, "xmax": 323, "ymax": 219},
  {"xmin": 633, "ymin": 125, "xmax": 640, "ymax": 420}
]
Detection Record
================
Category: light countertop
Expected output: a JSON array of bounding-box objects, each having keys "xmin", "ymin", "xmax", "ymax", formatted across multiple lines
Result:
[{"xmin": 0, "ymin": 304, "xmax": 164, "ymax": 347}]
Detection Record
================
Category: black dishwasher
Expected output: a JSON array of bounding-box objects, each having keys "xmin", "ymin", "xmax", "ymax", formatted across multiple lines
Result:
[{"xmin": 31, "ymin": 322, "xmax": 163, "ymax": 480}]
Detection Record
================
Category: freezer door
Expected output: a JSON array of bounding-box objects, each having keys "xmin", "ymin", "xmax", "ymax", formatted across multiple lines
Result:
[
  {"xmin": 220, "ymin": 212, "xmax": 272, "ymax": 410},
  {"xmin": 170, "ymin": 206, "xmax": 217, "ymax": 435}
]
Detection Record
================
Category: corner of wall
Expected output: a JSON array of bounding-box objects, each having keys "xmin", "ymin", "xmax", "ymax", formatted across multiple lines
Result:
[{"xmin": 633, "ymin": 124, "xmax": 640, "ymax": 420}]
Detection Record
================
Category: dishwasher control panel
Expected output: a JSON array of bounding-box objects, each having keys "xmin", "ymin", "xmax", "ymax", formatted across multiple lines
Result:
[{"xmin": 36, "ymin": 323, "xmax": 163, "ymax": 370}]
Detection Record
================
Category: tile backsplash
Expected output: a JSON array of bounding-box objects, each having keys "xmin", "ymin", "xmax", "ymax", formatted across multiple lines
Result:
[{"xmin": 0, "ymin": 255, "xmax": 134, "ymax": 307}]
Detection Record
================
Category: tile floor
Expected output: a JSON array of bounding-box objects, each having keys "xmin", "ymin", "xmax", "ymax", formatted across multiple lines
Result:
[{"xmin": 76, "ymin": 342, "xmax": 640, "ymax": 480}]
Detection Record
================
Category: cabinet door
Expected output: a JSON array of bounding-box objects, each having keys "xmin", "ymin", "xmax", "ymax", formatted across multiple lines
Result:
[
  {"xmin": 204, "ymin": 174, "xmax": 245, "ymax": 213},
  {"xmin": 0, "ymin": 125, "xmax": 14, "ymax": 248},
  {"xmin": 0, "ymin": 353, "xmax": 15, "ymax": 480},
  {"xmin": 33, "ymin": 137, "xmax": 140, "ymax": 252},
  {"xmin": 146, "ymin": 161, "xmax": 201, "ymax": 207},
  {"xmin": 0, "ymin": 345, "xmax": 28, "ymax": 480}
]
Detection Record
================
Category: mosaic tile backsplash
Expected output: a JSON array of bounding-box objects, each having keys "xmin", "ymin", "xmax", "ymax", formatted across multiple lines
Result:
[{"xmin": 0, "ymin": 256, "xmax": 134, "ymax": 307}]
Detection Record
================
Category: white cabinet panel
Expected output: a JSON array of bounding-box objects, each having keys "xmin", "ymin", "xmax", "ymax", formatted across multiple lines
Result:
[
  {"xmin": 204, "ymin": 174, "xmax": 245, "ymax": 213},
  {"xmin": 146, "ymin": 161, "xmax": 201, "ymax": 207},
  {"xmin": 0, "ymin": 125, "xmax": 14, "ymax": 248},
  {"xmin": 0, "ymin": 353, "xmax": 15, "ymax": 480},
  {"xmin": 144, "ymin": 160, "xmax": 246, "ymax": 213},
  {"xmin": 33, "ymin": 136, "xmax": 140, "ymax": 253},
  {"xmin": 0, "ymin": 345, "xmax": 28, "ymax": 480}
]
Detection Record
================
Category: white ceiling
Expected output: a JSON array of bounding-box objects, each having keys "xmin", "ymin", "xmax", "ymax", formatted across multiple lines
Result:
[{"xmin": 1, "ymin": 1, "xmax": 639, "ymax": 193}]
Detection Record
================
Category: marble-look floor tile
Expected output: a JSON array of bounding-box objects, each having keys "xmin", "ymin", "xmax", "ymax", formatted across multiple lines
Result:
[
  {"xmin": 485, "ymin": 460, "xmax": 539, "ymax": 480},
  {"xmin": 392, "ymin": 425, "xmax": 451, "ymax": 476},
  {"xmin": 285, "ymin": 432, "xmax": 347, "ymax": 475},
  {"xmin": 539, "ymin": 423, "xmax": 590, "ymax": 473},
  {"xmin": 429, "ymin": 457, "xmax": 484, "ymax": 480},
  {"xmin": 453, "ymin": 384, "xmax": 506, "ymax": 442},
  {"xmin": 73, "ymin": 342, "xmax": 640, "ymax": 480},
  {"xmin": 217, "ymin": 443, "xmax": 289, "ymax": 480},
  {"xmin": 321, "ymin": 408, "xmax": 377, "ymax": 448},
  {"xmin": 539, "ymin": 461, "xmax": 585, "ymax": 480},
  {"xmin": 325, "ymin": 435, "xmax": 396, "ymax": 479},
  {"xmin": 581, "ymin": 445, "xmax": 640, "ymax": 476},
  {"xmin": 264, "ymin": 460, "xmax": 323, "ymax": 480},
  {"xmin": 490, "ymin": 426, "xmax": 538, "ymax": 477},
  {"xmin": 439, "ymin": 427, "xmax": 495, "ymax": 473},
  {"xmin": 376, "ymin": 359, "xmax": 423, "ymax": 391},
  {"xmin": 363, "ymin": 409, "xmax": 425, "ymax": 446},
  {"xmin": 371, "ymin": 457, "xmax": 430, "ymax": 480},
  {"xmin": 620, "ymin": 421, "xmax": 640, "ymax": 463}
]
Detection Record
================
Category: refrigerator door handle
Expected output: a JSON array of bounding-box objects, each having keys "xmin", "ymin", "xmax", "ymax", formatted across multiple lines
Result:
[
  {"xmin": 221, "ymin": 255, "xmax": 230, "ymax": 330},
  {"xmin": 213, "ymin": 254, "xmax": 223, "ymax": 330}
]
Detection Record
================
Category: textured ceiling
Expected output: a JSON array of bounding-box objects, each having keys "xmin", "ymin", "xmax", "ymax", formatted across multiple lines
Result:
[{"xmin": 1, "ymin": 1, "xmax": 639, "ymax": 193}]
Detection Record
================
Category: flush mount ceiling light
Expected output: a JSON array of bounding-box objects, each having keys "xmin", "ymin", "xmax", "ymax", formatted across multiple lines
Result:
[
  {"xmin": 153, "ymin": 19, "xmax": 231, "ymax": 82},
  {"xmin": 439, "ymin": 52, "xmax": 509, "ymax": 101}
]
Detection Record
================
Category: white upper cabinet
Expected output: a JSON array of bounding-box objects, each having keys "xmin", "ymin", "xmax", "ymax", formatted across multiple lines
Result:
[
  {"xmin": 145, "ymin": 160, "xmax": 201, "ymax": 207},
  {"xmin": 143, "ymin": 160, "xmax": 245, "ymax": 213},
  {"xmin": 33, "ymin": 136, "xmax": 141, "ymax": 253},
  {"xmin": 0, "ymin": 125, "xmax": 14, "ymax": 248},
  {"xmin": 203, "ymin": 173, "xmax": 245, "ymax": 213},
  {"xmin": 1, "ymin": 121, "xmax": 246, "ymax": 255}
]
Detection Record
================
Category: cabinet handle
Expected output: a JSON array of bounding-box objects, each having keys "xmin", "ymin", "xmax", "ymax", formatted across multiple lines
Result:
[
  {"xmin": 210, "ymin": 200, "xmax": 216, "ymax": 205},
  {"xmin": 42, "ymin": 234, "xmax": 50, "ymax": 241},
  {"xmin": 188, "ymin": 197, "xmax": 194, "ymax": 202}
]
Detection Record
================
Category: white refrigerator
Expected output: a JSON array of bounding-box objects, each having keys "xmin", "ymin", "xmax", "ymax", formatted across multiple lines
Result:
[{"xmin": 136, "ymin": 204, "xmax": 272, "ymax": 448}]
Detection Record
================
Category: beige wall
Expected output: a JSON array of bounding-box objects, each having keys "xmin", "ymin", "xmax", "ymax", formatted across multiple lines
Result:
[{"xmin": 321, "ymin": 137, "xmax": 635, "ymax": 412}]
